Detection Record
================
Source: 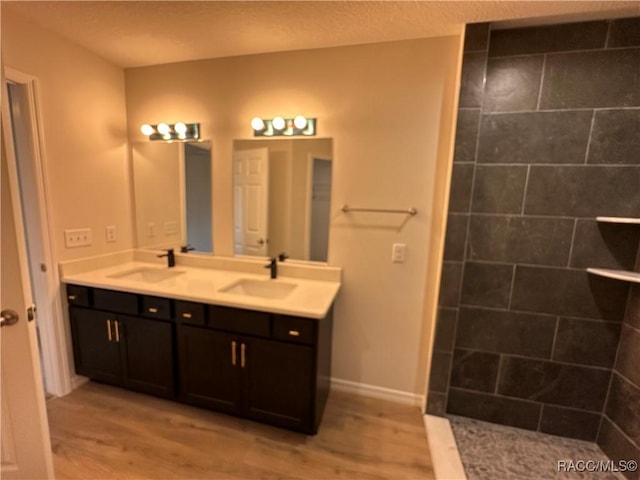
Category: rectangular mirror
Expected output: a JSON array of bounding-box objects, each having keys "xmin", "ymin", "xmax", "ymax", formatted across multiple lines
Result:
[
  {"xmin": 233, "ymin": 138, "xmax": 333, "ymax": 262},
  {"xmin": 132, "ymin": 140, "xmax": 212, "ymax": 253}
]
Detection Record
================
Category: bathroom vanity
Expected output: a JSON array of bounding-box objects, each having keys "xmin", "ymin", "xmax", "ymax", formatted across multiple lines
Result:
[{"xmin": 62, "ymin": 256, "xmax": 340, "ymax": 435}]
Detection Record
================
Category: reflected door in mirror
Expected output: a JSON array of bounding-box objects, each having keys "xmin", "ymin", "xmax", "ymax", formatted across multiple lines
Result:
[{"xmin": 233, "ymin": 147, "xmax": 269, "ymax": 256}]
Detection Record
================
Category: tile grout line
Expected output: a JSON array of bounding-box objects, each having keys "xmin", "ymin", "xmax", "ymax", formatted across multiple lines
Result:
[
  {"xmin": 601, "ymin": 412, "xmax": 640, "ymax": 453},
  {"xmin": 520, "ymin": 165, "xmax": 531, "ymax": 216},
  {"xmin": 487, "ymin": 44, "xmax": 640, "ymax": 60},
  {"xmin": 507, "ymin": 264, "xmax": 517, "ymax": 310},
  {"xmin": 536, "ymin": 54, "xmax": 547, "ymax": 111},
  {"xmin": 482, "ymin": 105, "xmax": 640, "ymax": 115},
  {"xmin": 549, "ymin": 316, "xmax": 561, "ymax": 362},
  {"xmin": 604, "ymin": 19, "xmax": 613, "ymax": 49},
  {"xmin": 583, "ymin": 109, "xmax": 597, "ymax": 165},
  {"xmin": 566, "ymin": 218, "xmax": 579, "ymax": 269}
]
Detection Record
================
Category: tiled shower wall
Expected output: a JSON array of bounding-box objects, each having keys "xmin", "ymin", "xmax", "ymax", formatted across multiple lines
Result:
[{"xmin": 427, "ymin": 17, "xmax": 640, "ymax": 459}]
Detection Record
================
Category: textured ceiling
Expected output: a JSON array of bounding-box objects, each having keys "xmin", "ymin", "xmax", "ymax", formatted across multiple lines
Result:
[{"xmin": 3, "ymin": 1, "xmax": 639, "ymax": 68}]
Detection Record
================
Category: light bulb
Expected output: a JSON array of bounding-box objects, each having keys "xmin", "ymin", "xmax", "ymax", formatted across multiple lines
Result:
[
  {"xmin": 140, "ymin": 124, "xmax": 155, "ymax": 136},
  {"xmin": 272, "ymin": 116, "xmax": 286, "ymax": 131},
  {"xmin": 157, "ymin": 123, "xmax": 170, "ymax": 135},
  {"xmin": 251, "ymin": 117, "xmax": 265, "ymax": 131},
  {"xmin": 293, "ymin": 115, "xmax": 307, "ymax": 129},
  {"xmin": 163, "ymin": 133, "xmax": 172, "ymax": 140},
  {"xmin": 174, "ymin": 122, "xmax": 187, "ymax": 135}
]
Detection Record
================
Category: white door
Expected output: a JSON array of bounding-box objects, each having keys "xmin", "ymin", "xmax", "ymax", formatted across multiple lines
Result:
[
  {"xmin": 233, "ymin": 147, "xmax": 269, "ymax": 256},
  {"xmin": 1, "ymin": 75, "xmax": 55, "ymax": 478}
]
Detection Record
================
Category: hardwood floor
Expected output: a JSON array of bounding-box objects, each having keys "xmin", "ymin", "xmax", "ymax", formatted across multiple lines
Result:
[{"xmin": 47, "ymin": 382, "xmax": 434, "ymax": 479}]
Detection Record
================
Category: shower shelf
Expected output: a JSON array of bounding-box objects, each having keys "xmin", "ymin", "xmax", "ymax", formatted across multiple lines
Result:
[
  {"xmin": 587, "ymin": 268, "xmax": 640, "ymax": 284},
  {"xmin": 596, "ymin": 216, "xmax": 640, "ymax": 224}
]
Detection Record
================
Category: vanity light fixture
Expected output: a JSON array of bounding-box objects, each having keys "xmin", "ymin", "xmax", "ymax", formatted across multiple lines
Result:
[
  {"xmin": 251, "ymin": 116, "xmax": 316, "ymax": 137},
  {"xmin": 140, "ymin": 122, "xmax": 200, "ymax": 141}
]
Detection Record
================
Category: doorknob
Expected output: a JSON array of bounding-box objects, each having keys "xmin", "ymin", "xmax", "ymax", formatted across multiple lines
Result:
[
  {"xmin": 0, "ymin": 309, "xmax": 19, "ymax": 327},
  {"xmin": 257, "ymin": 238, "xmax": 265, "ymax": 245}
]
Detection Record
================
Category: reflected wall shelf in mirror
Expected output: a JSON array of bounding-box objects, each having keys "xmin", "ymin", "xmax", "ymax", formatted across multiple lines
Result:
[{"xmin": 587, "ymin": 215, "xmax": 640, "ymax": 284}]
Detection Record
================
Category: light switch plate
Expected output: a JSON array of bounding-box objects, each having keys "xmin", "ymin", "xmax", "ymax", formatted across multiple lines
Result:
[{"xmin": 64, "ymin": 228, "xmax": 92, "ymax": 248}]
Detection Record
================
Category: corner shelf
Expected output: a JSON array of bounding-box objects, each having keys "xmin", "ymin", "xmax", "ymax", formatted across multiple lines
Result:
[
  {"xmin": 587, "ymin": 268, "xmax": 640, "ymax": 284},
  {"xmin": 596, "ymin": 217, "xmax": 640, "ymax": 225}
]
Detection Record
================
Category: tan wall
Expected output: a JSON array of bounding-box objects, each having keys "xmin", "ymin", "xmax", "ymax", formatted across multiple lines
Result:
[
  {"xmin": 2, "ymin": 10, "xmax": 132, "ymax": 261},
  {"xmin": 125, "ymin": 36, "xmax": 463, "ymax": 395},
  {"xmin": 131, "ymin": 142, "xmax": 183, "ymax": 249}
]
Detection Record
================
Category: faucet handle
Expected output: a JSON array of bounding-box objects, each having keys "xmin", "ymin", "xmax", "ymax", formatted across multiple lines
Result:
[
  {"xmin": 278, "ymin": 252, "xmax": 289, "ymax": 262},
  {"xmin": 180, "ymin": 244, "xmax": 195, "ymax": 253}
]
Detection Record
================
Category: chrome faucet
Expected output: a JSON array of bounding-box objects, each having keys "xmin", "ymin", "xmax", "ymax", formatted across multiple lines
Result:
[
  {"xmin": 265, "ymin": 257, "xmax": 277, "ymax": 279},
  {"xmin": 157, "ymin": 248, "xmax": 175, "ymax": 267}
]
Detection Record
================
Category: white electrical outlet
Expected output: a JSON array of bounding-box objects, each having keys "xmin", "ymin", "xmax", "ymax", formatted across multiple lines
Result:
[
  {"xmin": 64, "ymin": 228, "xmax": 92, "ymax": 248},
  {"xmin": 164, "ymin": 221, "xmax": 178, "ymax": 235},
  {"xmin": 392, "ymin": 243, "xmax": 406, "ymax": 263},
  {"xmin": 106, "ymin": 225, "xmax": 117, "ymax": 243}
]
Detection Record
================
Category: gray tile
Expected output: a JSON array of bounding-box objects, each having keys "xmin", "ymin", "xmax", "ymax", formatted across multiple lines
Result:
[
  {"xmin": 607, "ymin": 17, "xmax": 640, "ymax": 48},
  {"xmin": 459, "ymin": 52, "xmax": 487, "ymax": 108},
  {"xmin": 511, "ymin": 266, "xmax": 630, "ymax": 321},
  {"xmin": 615, "ymin": 323, "xmax": 640, "ymax": 388},
  {"xmin": 439, "ymin": 262, "xmax": 463, "ymax": 308},
  {"xmin": 471, "ymin": 165, "xmax": 527, "ymax": 214},
  {"xmin": 477, "ymin": 111, "xmax": 592, "ymax": 164},
  {"xmin": 434, "ymin": 308, "xmax": 457, "ymax": 352},
  {"xmin": 570, "ymin": 220, "xmax": 640, "ymax": 270},
  {"xmin": 484, "ymin": 55, "xmax": 544, "ymax": 112},
  {"xmin": 448, "ymin": 388, "xmax": 541, "ymax": 430},
  {"xmin": 426, "ymin": 391, "xmax": 447, "ymax": 417},
  {"xmin": 540, "ymin": 49, "xmax": 640, "ymax": 109},
  {"xmin": 464, "ymin": 23, "xmax": 490, "ymax": 52},
  {"xmin": 449, "ymin": 163, "xmax": 474, "ymax": 213},
  {"xmin": 588, "ymin": 109, "xmax": 640, "ymax": 165},
  {"xmin": 443, "ymin": 214, "xmax": 468, "ymax": 261},
  {"xmin": 524, "ymin": 166, "xmax": 640, "ymax": 217},
  {"xmin": 626, "ymin": 286, "xmax": 640, "ymax": 330},
  {"xmin": 429, "ymin": 351, "xmax": 452, "ymax": 393},
  {"xmin": 598, "ymin": 417, "xmax": 640, "ymax": 480},
  {"xmin": 489, "ymin": 21, "xmax": 608, "ymax": 57},
  {"xmin": 553, "ymin": 317, "xmax": 622, "ymax": 368},
  {"xmin": 461, "ymin": 262, "xmax": 513, "ymax": 308},
  {"xmin": 457, "ymin": 307, "xmax": 556, "ymax": 359},
  {"xmin": 468, "ymin": 215, "xmax": 574, "ymax": 266},
  {"xmin": 497, "ymin": 357, "xmax": 611, "ymax": 412},
  {"xmin": 450, "ymin": 349, "xmax": 500, "ymax": 393},
  {"xmin": 454, "ymin": 109, "xmax": 480, "ymax": 163},
  {"xmin": 605, "ymin": 373, "xmax": 640, "ymax": 446},
  {"xmin": 539, "ymin": 405, "xmax": 601, "ymax": 442}
]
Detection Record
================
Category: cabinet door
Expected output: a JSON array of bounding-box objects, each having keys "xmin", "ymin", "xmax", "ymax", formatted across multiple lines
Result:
[
  {"xmin": 243, "ymin": 337, "xmax": 313, "ymax": 432},
  {"xmin": 69, "ymin": 307, "xmax": 121, "ymax": 384},
  {"xmin": 119, "ymin": 316, "xmax": 175, "ymax": 398},
  {"xmin": 178, "ymin": 326, "xmax": 242, "ymax": 414}
]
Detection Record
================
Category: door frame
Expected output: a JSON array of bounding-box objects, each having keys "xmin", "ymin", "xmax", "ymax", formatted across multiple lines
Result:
[{"xmin": 4, "ymin": 67, "xmax": 73, "ymax": 397}]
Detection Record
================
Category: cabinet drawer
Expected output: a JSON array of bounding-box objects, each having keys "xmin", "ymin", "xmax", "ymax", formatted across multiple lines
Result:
[
  {"xmin": 66, "ymin": 284, "xmax": 91, "ymax": 307},
  {"xmin": 176, "ymin": 300, "xmax": 205, "ymax": 325},
  {"xmin": 93, "ymin": 289, "xmax": 139, "ymax": 315},
  {"xmin": 209, "ymin": 307, "xmax": 270, "ymax": 338},
  {"xmin": 272, "ymin": 316, "xmax": 315, "ymax": 345},
  {"xmin": 142, "ymin": 296, "xmax": 172, "ymax": 320}
]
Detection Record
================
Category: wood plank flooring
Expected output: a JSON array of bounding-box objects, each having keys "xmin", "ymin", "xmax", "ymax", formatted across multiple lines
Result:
[{"xmin": 47, "ymin": 382, "xmax": 434, "ymax": 479}]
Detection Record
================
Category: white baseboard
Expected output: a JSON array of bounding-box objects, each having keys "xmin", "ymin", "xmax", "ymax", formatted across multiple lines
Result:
[
  {"xmin": 330, "ymin": 377, "xmax": 425, "ymax": 407},
  {"xmin": 70, "ymin": 374, "xmax": 89, "ymax": 392},
  {"xmin": 424, "ymin": 415, "xmax": 467, "ymax": 480}
]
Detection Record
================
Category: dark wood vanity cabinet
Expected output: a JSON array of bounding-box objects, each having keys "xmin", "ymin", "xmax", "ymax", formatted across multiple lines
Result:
[
  {"xmin": 67, "ymin": 284, "xmax": 333, "ymax": 435},
  {"xmin": 69, "ymin": 293, "xmax": 176, "ymax": 399}
]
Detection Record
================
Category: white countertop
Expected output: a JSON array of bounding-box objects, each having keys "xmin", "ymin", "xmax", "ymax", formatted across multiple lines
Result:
[{"xmin": 61, "ymin": 260, "xmax": 341, "ymax": 319}]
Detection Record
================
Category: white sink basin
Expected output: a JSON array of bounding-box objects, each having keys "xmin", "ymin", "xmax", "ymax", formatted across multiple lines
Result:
[
  {"xmin": 220, "ymin": 279, "xmax": 297, "ymax": 300},
  {"xmin": 108, "ymin": 267, "xmax": 186, "ymax": 283}
]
